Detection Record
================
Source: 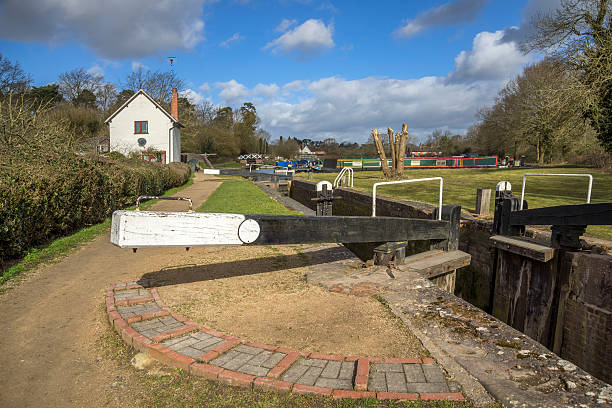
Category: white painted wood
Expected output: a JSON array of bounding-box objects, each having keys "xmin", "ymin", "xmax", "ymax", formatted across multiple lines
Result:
[
  {"xmin": 237, "ymin": 219, "xmax": 260, "ymax": 243},
  {"xmin": 203, "ymin": 169, "xmax": 220, "ymax": 175},
  {"xmin": 316, "ymin": 181, "xmax": 332, "ymax": 192},
  {"xmin": 110, "ymin": 210, "xmax": 250, "ymax": 248}
]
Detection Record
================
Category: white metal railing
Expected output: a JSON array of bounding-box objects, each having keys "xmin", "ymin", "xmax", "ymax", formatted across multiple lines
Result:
[
  {"xmin": 520, "ymin": 173, "xmax": 593, "ymax": 210},
  {"xmin": 372, "ymin": 177, "xmax": 443, "ymax": 219},
  {"xmin": 333, "ymin": 167, "xmax": 354, "ymax": 188}
]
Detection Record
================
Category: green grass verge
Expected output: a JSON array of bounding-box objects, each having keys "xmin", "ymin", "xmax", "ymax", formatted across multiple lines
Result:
[
  {"xmin": 299, "ymin": 167, "xmax": 612, "ymax": 241},
  {"xmin": 197, "ymin": 179, "xmax": 301, "ymax": 215},
  {"xmin": 1, "ymin": 174, "xmax": 194, "ymax": 286}
]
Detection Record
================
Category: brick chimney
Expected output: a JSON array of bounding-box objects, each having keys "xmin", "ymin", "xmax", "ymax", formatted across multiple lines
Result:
[{"xmin": 171, "ymin": 87, "xmax": 178, "ymax": 120}]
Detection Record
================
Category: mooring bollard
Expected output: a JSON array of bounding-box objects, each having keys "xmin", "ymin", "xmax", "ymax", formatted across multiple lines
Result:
[{"xmin": 476, "ymin": 188, "xmax": 491, "ymax": 215}]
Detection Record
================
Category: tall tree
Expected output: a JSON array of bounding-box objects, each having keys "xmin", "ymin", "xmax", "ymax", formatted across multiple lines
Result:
[
  {"xmin": 58, "ymin": 68, "xmax": 103, "ymax": 104},
  {"xmin": 473, "ymin": 59, "xmax": 589, "ymax": 163},
  {"xmin": 0, "ymin": 54, "xmax": 32, "ymax": 95},
  {"xmin": 526, "ymin": 0, "xmax": 612, "ymax": 152},
  {"xmin": 122, "ymin": 68, "xmax": 184, "ymax": 104},
  {"xmin": 28, "ymin": 84, "xmax": 63, "ymax": 106}
]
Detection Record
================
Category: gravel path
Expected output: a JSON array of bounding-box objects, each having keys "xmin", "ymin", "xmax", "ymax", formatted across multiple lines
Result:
[{"xmin": 0, "ymin": 173, "xmax": 222, "ymax": 408}]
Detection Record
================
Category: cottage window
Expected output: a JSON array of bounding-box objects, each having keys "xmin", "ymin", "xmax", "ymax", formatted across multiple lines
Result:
[{"xmin": 134, "ymin": 121, "xmax": 148, "ymax": 134}]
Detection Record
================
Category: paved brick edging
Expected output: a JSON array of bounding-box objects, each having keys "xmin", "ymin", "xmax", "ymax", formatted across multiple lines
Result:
[{"xmin": 106, "ymin": 280, "xmax": 465, "ymax": 401}]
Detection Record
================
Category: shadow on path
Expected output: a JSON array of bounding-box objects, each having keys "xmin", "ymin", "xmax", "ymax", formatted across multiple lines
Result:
[{"xmin": 141, "ymin": 247, "xmax": 355, "ymax": 287}]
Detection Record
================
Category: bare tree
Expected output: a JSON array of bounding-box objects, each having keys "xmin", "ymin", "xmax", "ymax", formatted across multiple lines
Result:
[
  {"xmin": 96, "ymin": 83, "xmax": 117, "ymax": 112},
  {"xmin": 0, "ymin": 54, "xmax": 32, "ymax": 95},
  {"xmin": 371, "ymin": 129, "xmax": 391, "ymax": 178},
  {"xmin": 473, "ymin": 59, "xmax": 590, "ymax": 163},
  {"xmin": 525, "ymin": 0, "xmax": 612, "ymax": 152},
  {"xmin": 122, "ymin": 68, "xmax": 184, "ymax": 104},
  {"xmin": 58, "ymin": 68, "xmax": 103, "ymax": 104}
]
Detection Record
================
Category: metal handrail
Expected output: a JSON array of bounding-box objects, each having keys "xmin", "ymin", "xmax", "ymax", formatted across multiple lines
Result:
[
  {"xmin": 333, "ymin": 167, "xmax": 354, "ymax": 188},
  {"xmin": 520, "ymin": 173, "xmax": 593, "ymax": 210},
  {"xmin": 135, "ymin": 196, "xmax": 193, "ymax": 212},
  {"xmin": 372, "ymin": 177, "xmax": 443, "ymax": 219}
]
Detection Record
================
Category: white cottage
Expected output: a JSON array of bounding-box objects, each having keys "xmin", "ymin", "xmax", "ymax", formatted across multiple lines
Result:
[{"xmin": 104, "ymin": 88, "xmax": 183, "ymax": 164}]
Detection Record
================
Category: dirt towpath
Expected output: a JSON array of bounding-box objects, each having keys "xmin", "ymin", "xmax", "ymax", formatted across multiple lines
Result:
[{"xmin": 0, "ymin": 173, "xmax": 222, "ymax": 408}]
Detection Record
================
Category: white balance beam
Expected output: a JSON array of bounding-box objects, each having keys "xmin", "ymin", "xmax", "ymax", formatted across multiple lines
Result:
[{"xmin": 110, "ymin": 210, "xmax": 260, "ymax": 248}]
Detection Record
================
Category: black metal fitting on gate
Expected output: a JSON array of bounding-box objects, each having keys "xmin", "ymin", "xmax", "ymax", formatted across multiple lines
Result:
[
  {"xmin": 492, "ymin": 191, "xmax": 526, "ymax": 236},
  {"xmin": 311, "ymin": 184, "xmax": 341, "ymax": 216}
]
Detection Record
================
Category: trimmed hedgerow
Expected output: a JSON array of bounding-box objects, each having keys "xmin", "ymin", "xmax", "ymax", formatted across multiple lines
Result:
[{"xmin": 0, "ymin": 154, "xmax": 190, "ymax": 265}]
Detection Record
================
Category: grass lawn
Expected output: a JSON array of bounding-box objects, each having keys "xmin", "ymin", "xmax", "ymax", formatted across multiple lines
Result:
[
  {"xmin": 298, "ymin": 167, "xmax": 612, "ymax": 241},
  {"xmin": 197, "ymin": 178, "xmax": 302, "ymax": 215}
]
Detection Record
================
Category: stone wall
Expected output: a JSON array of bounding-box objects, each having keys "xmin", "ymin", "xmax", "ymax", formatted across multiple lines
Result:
[
  {"xmin": 560, "ymin": 252, "xmax": 612, "ymax": 384},
  {"xmin": 289, "ymin": 178, "xmax": 612, "ymax": 384}
]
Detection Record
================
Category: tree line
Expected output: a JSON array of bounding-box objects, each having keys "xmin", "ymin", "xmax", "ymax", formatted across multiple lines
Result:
[
  {"xmin": 469, "ymin": 0, "xmax": 611, "ymax": 166},
  {"xmin": 0, "ymin": 57, "xmax": 275, "ymax": 161}
]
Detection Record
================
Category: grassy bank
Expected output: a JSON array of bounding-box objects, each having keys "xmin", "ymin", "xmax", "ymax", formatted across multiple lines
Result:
[
  {"xmin": 299, "ymin": 167, "xmax": 612, "ymax": 240},
  {"xmin": 197, "ymin": 179, "xmax": 301, "ymax": 215}
]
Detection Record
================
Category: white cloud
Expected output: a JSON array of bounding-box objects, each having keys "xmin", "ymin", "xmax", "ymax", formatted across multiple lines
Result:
[
  {"xmin": 283, "ymin": 80, "xmax": 309, "ymax": 91},
  {"xmin": 264, "ymin": 19, "xmax": 334, "ymax": 60},
  {"xmin": 0, "ymin": 0, "xmax": 207, "ymax": 59},
  {"xmin": 212, "ymin": 30, "xmax": 529, "ymax": 142},
  {"xmin": 199, "ymin": 82, "xmax": 211, "ymax": 93},
  {"xmin": 131, "ymin": 61, "xmax": 149, "ymax": 71},
  {"xmin": 215, "ymin": 79, "xmax": 249, "ymax": 104},
  {"xmin": 254, "ymin": 83, "xmax": 280, "ymax": 98},
  {"xmin": 181, "ymin": 88, "xmax": 205, "ymax": 105},
  {"xmin": 86, "ymin": 64, "xmax": 104, "ymax": 77},
  {"xmin": 275, "ymin": 18, "xmax": 298, "ymax": 32},
  {"xmin": 395, "ymin": 0, "xmax": 488, "ymax": 38},
  {"xmin": 317, "ymin": 1, "xmax": 338, "ymax": 13},
  {"xmin": 451, "ymin": 30, "xmax": 530, "ymax": 81},
  {"xmin": 220, "ymin": 32, "xmax": 245, "ymax": 48}
]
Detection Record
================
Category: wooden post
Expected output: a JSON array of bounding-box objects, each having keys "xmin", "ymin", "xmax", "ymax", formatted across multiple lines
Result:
[
  {"xmin": 396, "ymin": 124, "xmax": 408, "ymax": 175},
  {"xmin": 430, "ymin": 205, "xmax": 461, "ymax": 293},
  {"xmin": 371, "ymin": 129, "xmax": 391, "ymax": 178},
  {"xmin": 387, "ymin": 127, "xmax": 396, "ymax": 173},
  {"xmin": 475, "ymin": 188, "xmax": 491, "ymax": 215},
  {"xmin": 498, "ymin": 197, "xmax": 524, "ymax": 236}
]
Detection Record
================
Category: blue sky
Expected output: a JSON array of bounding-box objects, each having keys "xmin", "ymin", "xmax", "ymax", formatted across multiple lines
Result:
[{"xmin": 0, "ymin": 0, "xmax": 562, "ymax": 143}]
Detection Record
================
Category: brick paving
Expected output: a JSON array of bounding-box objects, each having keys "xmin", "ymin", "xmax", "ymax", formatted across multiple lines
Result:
[
  {"xmin": 131, "ymin": 315, "xmax": 185, "ymax": 339},
  {"xmin": 211, "ymin": 345, "xmax": 287, "ymax": 377},
  {"xmin": 368, "ymin": 362, "xmax": 456, "ymax": 393},
  {"xmin": 113, "ymin": 288, "xmax": 151, "ymax": 301},
  {"xmin": 281, "ymin": 358, "xmax": 355, "ymax": 390},
  {"xmin": 106, "ymin": 281, "xmax": 465, "ymax": 401},
  {"xmin": 162, "ymin": 331, "xmax": 226, "ymax": 359},
  {"xmin": 116, "ymin": 303, "xmax": 161, "ymax": 319}
]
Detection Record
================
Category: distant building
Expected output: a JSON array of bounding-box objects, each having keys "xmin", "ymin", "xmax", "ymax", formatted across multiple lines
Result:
[
  {"xmin": 297, "ymin": 143, "xmax": 325, "ymax": 160},
  {"xmin": 104, "ymin": 89, "xmax": 183, "ymax": 164}
]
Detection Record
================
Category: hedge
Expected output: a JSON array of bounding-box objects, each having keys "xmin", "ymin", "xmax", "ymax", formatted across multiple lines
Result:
[{"xmin": 0, "ymin": 154, "xmax": 190, "ymax": 264}]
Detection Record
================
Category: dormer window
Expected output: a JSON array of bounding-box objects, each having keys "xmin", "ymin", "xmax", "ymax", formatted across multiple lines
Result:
[{"xmin": 134, "ymin": 121, "xmax": 148, "ymax": 134}]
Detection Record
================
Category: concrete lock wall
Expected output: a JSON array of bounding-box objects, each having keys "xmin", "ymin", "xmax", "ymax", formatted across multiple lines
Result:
[{"xmin": 289, "ymin": 179, "xmax": 612, "ymax": 384}]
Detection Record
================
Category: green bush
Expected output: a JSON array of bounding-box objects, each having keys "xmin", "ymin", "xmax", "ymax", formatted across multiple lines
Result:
[{"xmin": 0, "ymin": 154, "xmax": 190, "ymax": 264}]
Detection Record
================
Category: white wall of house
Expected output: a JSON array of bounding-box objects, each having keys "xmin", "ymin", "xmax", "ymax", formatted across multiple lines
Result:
[{"xmin": 107, "ymin": 92, "xmax": 180, "ymax": 164}]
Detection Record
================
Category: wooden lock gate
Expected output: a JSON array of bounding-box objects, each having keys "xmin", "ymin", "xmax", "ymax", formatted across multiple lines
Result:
[{"xmin": 110, "ymin": 195, "xmax": 472, "ymax": 288}]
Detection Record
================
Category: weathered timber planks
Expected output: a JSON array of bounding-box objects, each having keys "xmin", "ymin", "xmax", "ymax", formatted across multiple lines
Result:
[
  {"xmin": 509, "ymin": 202, "xmax": 612, "ymax": 226},
  {"xmin": 396, "ymin": 249, "xmax": 471, "ymax": 279},
  {"xmin": 490, "ymin": 235, "xmax": 555, "ymax": 262},
  {"xmin": 110, "ymin": 210, "xmax": 450, "ymax": 248}
]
